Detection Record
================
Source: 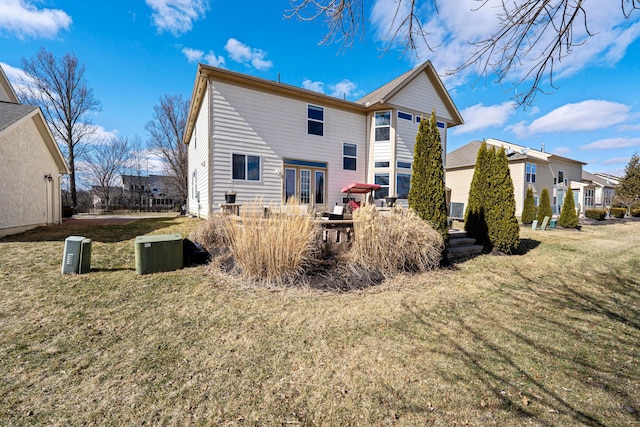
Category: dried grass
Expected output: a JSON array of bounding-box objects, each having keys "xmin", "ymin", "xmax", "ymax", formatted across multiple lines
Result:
[
  {"xmin": 346, "ymin": 205, "xmax": 444, "ymax": 278},
  {"xmin": 224, "ymin": 199, "xmax": 321, "ymax": 286}
]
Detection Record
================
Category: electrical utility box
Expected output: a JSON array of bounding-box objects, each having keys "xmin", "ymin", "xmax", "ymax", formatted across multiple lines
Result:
[
  {"xmin": 61, "ymin": 236, "xmax": 92, "ymax": 274},
  {"xmin": 135, "ymin": 233, "xmax": 183, "ymax": 275}
]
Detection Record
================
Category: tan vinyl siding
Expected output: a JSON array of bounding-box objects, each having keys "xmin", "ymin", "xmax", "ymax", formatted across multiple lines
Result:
[
  {"xmin": 209, "ymin": 79, "xmax": 367, "ymax": 210},
  {"xmin": 445, "ymin": 168, "xmax": 475, "ymax": 211},
  {"xmin": 0, "ymin": 117, "xmax": 62, "ymax": 236},
  {"xmin": 509, "ymin": 162, "xmax": 527, "ymax": 214},
  {"xmin": 396, "ymin": 114, "xmax": 418, "ymax": 163},
  {"xmin": 388, "ymin": 72, "xmax": 453, "ymax": 123}
]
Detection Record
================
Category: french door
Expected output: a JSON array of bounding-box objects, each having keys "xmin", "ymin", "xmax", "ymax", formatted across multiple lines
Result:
[{"xmin": 283, "ymin": 160, "xmax": 326, "ymax": 208}]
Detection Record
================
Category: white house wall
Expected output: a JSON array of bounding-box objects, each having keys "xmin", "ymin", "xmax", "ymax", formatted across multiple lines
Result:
[
  {"xmin": 0, "ymin": 117, "xmax": 63, "ymax": 237},
  {"xmin": 187, "ymin": 85, "xmax": 211, "ymax": 218},
  {"xmin": 207, "ymin": 79, "xmax": 367, "ymax": 212}
]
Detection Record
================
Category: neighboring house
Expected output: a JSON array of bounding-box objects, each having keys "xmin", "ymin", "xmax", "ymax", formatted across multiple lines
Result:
[
  {"xmin": 0, "ymin": 65, "xmax": 69, "ymax": 238},
  {"xmin": 119, "ymin": 174, "xmax": 180, "ymax": 211},
  {"xmin": 446, "ymin": 138, "xmax": 586, "ymax": 218},
  {"xmin": 574, "ymin": 170, "xmax": 619, "ymax": 210},
  {"xmin": 183, "ymin": 61, "xmax": 463, "ymax": 218}
]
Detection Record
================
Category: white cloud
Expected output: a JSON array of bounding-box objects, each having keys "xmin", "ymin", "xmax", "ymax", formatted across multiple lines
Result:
[
  {"xmin": 602, "ymin": 156, "xmax": 631, "ymax": 166},
  {"xmin": 452, "ymin": 101, "xmax": 515, "ymax": 135},
  {"xmin": 580, "ymin": 137, "xmax": 640, "ymax": 151},
  {"xmin": 329, "ymin": 79, "xmax": 358, "ymax": 99},
  {"xmin": 0, "ymin": 0, "xmax": 71, "ymax": 39},
  {"xmin": 370, "ymin": 0, "xmax": 640, "ymax": 90},
  {"xmin": 145, "ymin": 0, "xmax": 209, "ymax": 36},
  {"xmin": 508, "ymin": 100, "xmax": 632, "ymax": 138},
  {"xmin": 302, "ymin": 79, "xmax": 325, "ymax": 93},
  {"xmin": 617, "ymin": 123, "xmax": 640, "ymax": 132},
  {"xmin": 181, "ymin": 47, "xmax": 225, "ymax": 67},
  {"xmin": 224, "ymin": 38, "xmax": 273, "ymax": 71},
  {"xmin": 552, "ymin": 147, "xmax": 571, "ymax": 155}
]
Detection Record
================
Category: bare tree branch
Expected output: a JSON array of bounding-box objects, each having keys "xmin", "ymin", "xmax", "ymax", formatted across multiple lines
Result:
[
  {"xmin": 85, "ymin": 136, "xmax": 130, "ymax": 211},
  {"xmin": 20, "ymin": 48, "xmax": 101, "ymax": 207}
]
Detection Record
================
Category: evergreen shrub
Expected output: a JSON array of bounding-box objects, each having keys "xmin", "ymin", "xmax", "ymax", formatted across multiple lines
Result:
[
  {"xmin": 609, "ymin": 207, "xmax": 626, "ymax": 218},
  {"xmin": 585, "ymin": 209, "xmax": 606, "ymax": 220}
]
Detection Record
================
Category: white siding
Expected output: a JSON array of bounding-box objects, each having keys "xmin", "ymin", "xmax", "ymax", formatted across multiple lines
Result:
[
  {"xmin": 208, "ymin": 80, "xmax": 367, "ymax": 210},
  {"xmin": 187, "ymin": 86, "xmax": 211, "ymax": 217},
  {"xmin": 388, "ymin": 72, "xmax": 454, "ymax": 123},
  {"xmin": 396, "ymin": 115, "xmax": 418, "ymax": 162}
]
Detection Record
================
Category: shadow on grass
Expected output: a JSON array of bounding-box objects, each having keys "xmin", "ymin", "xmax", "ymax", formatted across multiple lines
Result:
[
  {"xmin": 395, "ymin": 262, "xmax": 640, "ymax": 425},
  {"xmin": 0, "ymin": 217, "xmax": 182, "ymax": 243}
]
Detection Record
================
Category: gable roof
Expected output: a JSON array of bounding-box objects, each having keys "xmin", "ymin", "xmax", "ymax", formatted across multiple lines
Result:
[
  {"xmin": 0, "ymin": 101, "xmax": 37, "ymax": 131},
  {"xmin": 0, "ymin": 65, "xmax": 19, "ymax": 103},
  {"xmin": 357, "ymin": 61, "xmax": 463, "ymax": 126},
  {"xmin": 184, "ymin": 62, "xmax": 463, "ymax": 144},
  {"xmin": 582, "ymin": 170, "xmax": 618, "ymax": 188}
]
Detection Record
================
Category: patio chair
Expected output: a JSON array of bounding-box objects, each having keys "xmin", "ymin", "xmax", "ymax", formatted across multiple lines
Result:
[{"xmin": 321, "ymin": 204, "xmax": 344, "ymax": 220}]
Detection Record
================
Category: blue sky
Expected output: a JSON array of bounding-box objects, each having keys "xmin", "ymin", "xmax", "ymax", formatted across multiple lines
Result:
[{"xmin": 1, "ymin": 0, "xmax": 640, "ymax": 176}]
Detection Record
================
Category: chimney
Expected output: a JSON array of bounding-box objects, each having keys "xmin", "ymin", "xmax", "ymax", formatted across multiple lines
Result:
[{"xmin": 541, "ymin": 143, "xmax": 545, "ymax": 152}]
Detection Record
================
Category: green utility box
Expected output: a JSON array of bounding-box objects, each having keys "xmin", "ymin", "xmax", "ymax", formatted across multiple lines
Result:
[
  {"xmin": 135, "ymin": 233, "xmax": 183, "ymax": 275},
  {"xmin": 61, "ymin": 236, "xmax": 92, "ymax": 274}
]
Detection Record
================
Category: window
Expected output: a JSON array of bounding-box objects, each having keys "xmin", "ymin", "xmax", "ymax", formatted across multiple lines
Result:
[
  {"xmin": 375, "ymin": 111, "xmax": 391, "ymax": 141},
  {"xmin": 526, "ymin": 163, "xmax": 537, "ymax": 183},
  {"xmin": 584, "ymin": 188, "xmax": 594, "ymax": 207},
  {"xmin": 396, "ymin": 173, "xmax": 411, "ymax": 199},
  {"xmin": 437, "ymin": 121, "xmax": 445, "ymax": 129},
  {"xmin": 283, "ymin": 159, "xmax": 327, "ymax": 207},
  {"xmin": 343, "ymin": 143, "xmax": 357, "ymax": 171},
  {"xmin": 374, "ymin": 173, "xmax": 389, "ymax": 199},
  {"xmin": 557, "ymin": 170, "xmax": 564, "ymax": 186},
  {"xmin": 397, "ymin": 161, "xmax": 412, "ymax": 169},
  {"xmin": 232, "ymin": 154, "xmax": 260, "ymax": 181},
  {"xmin": 398, "ymin": 111, "xmax": 413, "ymax": 121},
  {"xmin": 307, "ymin": 104, "xmax": 324, "ymax": 136},
  {"xmin": 415, "ymin": 116, "xmax": 444, "ymax": 128},
  {"xmin": 192, "ymin": 170, "xmax": 197, "ymax": 199},
  {"xmin": 374, "ymin": 161, "xmax": 389, "ymax": 168}
]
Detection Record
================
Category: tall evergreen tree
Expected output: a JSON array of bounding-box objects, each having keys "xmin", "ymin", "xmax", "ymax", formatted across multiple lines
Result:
[
  {"xmin": 537, "ymin": 188, "xmax": 553, "ymax": 222},
  {"xmin": 521, "ymin": 187, "xmax": 536, "ymax": 224},
  {"xmin": 487, "ymin": 147, "xmax": 520, "ymax": 253},
  {"xmin": 464, "ymin": 141, "xmax": 491, "ymax": 250},
  {"xmin": 558, "ymin": 187, "xmax": 579, "ymax": 228},
  {"xmin": 408, "ymin": 109, "xmax": 449, "ymax": 242},
  {"xmin": 615, "ymin": 151, "xmax": 640, "ymax": 206}
]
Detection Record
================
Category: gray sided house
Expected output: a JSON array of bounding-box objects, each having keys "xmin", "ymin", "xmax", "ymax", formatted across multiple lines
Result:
[
  {"xmin": 0, "ymin": 65, "xmax": 69, "ymax": 238},
  {"xmin": 183, "ymin": 62, "xmax": 463, "ymax": 218}
]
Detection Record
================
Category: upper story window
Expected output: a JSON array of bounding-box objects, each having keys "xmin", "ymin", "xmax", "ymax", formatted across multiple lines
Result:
[
  {"xmin": 232, "ymin": 153, "xmax": 260, "ymax": 181},
  {"xmin": 557, "ymin": 170, "xmax": 566, "ymax": 186},
  {"xmin": 343, "ymin": 143, "xmax": 357, "ymax": 171},
  {"xmin": 397, "ymin": 161, "xmax": 412, "ymax": 169},
  {"xmin": 374, "ymin": 161, "xmax": 390, "ymax": 168},
  {"xmin": 398, "ymin": 111, "xmax": 413, "ymax": 121},
  {"xmin": 415, "ymin": 116, "xmax": 445, "ymax": 128},
  {"xmin": 526, "ymin": 163, "xmax": 537, "ymax": 183},
  {"xmin": 307, "ymin": 104, "xmax": 324, "ymax": 136},
  {"xmin": 375, "ymin": 111, "xmax": 391, "ymax": 141}
]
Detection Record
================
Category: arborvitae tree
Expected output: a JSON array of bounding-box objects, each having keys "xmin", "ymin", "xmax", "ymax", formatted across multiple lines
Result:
[
  {"xmin": 408, "ymin": 109, "xmax": 449, "ymax": 243},
  {"xmin": 464, "ymin": 141, "xmax": 491, "ymax": 250},
  {"xmin": 558, "ymin": 187, "xmax": 579, "ymax": 228},
  {"xmin": 537, "ymin": 188, "xmax": 553, "ymax": 222},
  {"xmin": 486, "ymin": 147, "xmax": 520, "ymax": 253},
  {"xmin": 521, "ymin": 187, "xmax": 536, "ymax": 224},
  {"xmin": 615, "ymin": 151, "xmax": 640, "ymax": 206}
]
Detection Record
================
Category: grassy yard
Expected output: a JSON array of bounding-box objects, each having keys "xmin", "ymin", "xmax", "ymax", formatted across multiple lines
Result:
[{"xmin": 0, "ymin": 216, "xmax": 638, "ymax": 426}]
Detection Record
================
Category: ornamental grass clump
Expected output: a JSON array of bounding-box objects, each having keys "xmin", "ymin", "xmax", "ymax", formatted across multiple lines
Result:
[
  {"xmin": 347, "ymin": 205, "xmax": 443, "ymax": 278},
  {"xmin": 225, "ymin": 199, "xmax": 321, "ymax": 286}
]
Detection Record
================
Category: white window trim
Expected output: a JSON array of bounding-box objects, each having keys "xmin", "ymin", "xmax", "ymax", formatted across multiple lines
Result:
[
  {"xmin": 374, "ymin": 110, "xmax": 391, "ymax": 142},
  {"xmin": 343, "ymin": 142, "xmax": 357, "ymax": 171},
  {"xmin": 232, "ymin": 153, "xmax": 262, "ymax": 182},
  {"xmin": 307, "ymin": 104, "xmax": 324, "ymax": 136}
]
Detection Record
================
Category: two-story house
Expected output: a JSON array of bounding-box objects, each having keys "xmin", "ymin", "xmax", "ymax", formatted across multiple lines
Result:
[
  {"xmin": 183, "ymin": 61, "xmax": 463, "ymax": 218},
  {"xmin": 446, "ymin": 138, "xmax": 586, "ymax": 217}
]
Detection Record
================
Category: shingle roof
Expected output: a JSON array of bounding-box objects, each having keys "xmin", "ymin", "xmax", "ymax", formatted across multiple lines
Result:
[
  {"xmin": 446, "ymin": 140, "xmax": 483, "ymax": 169},
  {"xmin": 356, "ymin": 67, "xmax": 416, "ymax": 106},
  {"xmin": 0, "ymin": 101, "xmax": 37, "ymax": 132},
  {"xmin": 582, "ymin": 170, "xmax": 617, "ymax": 187}
]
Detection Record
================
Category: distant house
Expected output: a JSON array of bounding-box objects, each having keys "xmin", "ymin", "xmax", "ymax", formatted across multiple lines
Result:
[
  {"xmin": 574, "ymin": 170, "xmax": 619, "ymax": 209},
  {"xmin": 118, "ymin": 174, "xmax": 180, "ymax": 211},
  {"xmin": 183, "ymin": 61, "xmax": 463, "ymax": 218},
  {"xmin": 446, "ymin": 138, "xmax": 586, "ymax": 218},
  {"xmin": 0, "ymin": 65, "xmax": 69, "ymax": 238}
]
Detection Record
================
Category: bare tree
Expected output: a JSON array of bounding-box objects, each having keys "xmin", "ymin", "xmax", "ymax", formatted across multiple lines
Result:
[
  {"xmin": 85, "ymin": 136, "xmax": 130, "ymax": 211},
  {"xmin": 125, "ymin": 136, "xmax": 151, "ymax": 211},
  {"xmin": 145, "ymin": 94, "xmax": 189, "ymax": 205},
  {"xmin": 19, "ymin": 48, "xmax": 101, "ymax": 208},
  {"xmin": 286, "ymin": 0, "xmax": 640, "ymax": 107}
]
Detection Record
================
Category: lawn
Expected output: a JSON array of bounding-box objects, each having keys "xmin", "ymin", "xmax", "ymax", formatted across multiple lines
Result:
[{"xmin": 0, "ymin": 216, "xmax": 638, "ymax": 426}]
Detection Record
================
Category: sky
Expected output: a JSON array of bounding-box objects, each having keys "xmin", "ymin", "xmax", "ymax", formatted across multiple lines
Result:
[{"xmin": 1, "ymin": 0, "xmax": 640, "ymax": 177}]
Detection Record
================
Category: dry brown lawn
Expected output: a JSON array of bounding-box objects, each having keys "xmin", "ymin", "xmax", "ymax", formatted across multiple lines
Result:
[{"xmin": 0, "ymin": 215, "xmax": 638, "ymax": 426}]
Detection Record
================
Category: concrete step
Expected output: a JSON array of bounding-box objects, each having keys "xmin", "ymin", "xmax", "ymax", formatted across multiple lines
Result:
[
  {"xmin": 448, "ymin": 237, "xmax": 476, "ymax": 247},
  {"xmin": 447, "ymin": 244, "xmax": 484, "ymax": 259}
]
